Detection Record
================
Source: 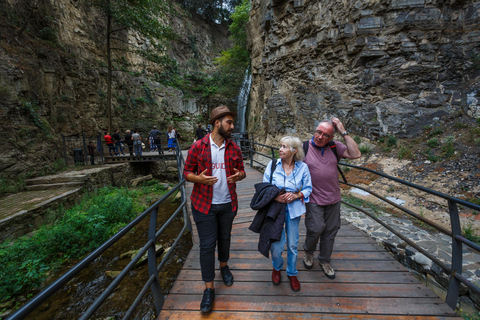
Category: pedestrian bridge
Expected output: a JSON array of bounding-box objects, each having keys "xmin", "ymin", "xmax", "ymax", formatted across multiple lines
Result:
[
  {"xmin": 157, "ymin": 165, "xmax": 460, "ymax": 319},
  {"xmin": 104, "ymin": 151, "xmax": 177, "ymax": 164},
  {"xmin": 8, "ymin": 140, "xmax": 479, "ymax": 319}
]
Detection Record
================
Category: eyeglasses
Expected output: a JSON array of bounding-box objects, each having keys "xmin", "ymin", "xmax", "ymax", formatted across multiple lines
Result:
[{"xmin": 314, "ymin": 130, "xmax": 332, "ymax": 139}]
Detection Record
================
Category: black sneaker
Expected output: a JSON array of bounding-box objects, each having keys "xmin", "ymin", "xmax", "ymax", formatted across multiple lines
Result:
[
  {"xmin": 200, "ymin": 288, "xmax": 215, "ymax": 312},
  {"xmin": 220, "ymin": 265, "xmax": 234, "ymax": 286}
]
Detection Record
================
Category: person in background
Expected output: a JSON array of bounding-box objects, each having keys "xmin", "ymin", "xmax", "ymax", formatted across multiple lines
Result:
[
  {"xmin": 302, "ymin": 118, "xmax": 361, "ymax": 279},
  {"xmin": 87, "ymin": 141, "xmax": 96, "ymax": 165},
  {"xmin": 205, "ymin": 124, "xmax": 212, "ymax": 135},
  {"xmin": 262, "ymin": 136, "xmax": 312, "ymax": 292},
  {"xmin": 125, "ymin": 130, "xmax": 134, "ymax": 156},
  {"xmin": 167, "ymin": 125, "xmax": 176, "ymax": 153},
  {"xmin": 148, "ymin": 131, "xmax": 156, "ymax": 152},
  {"xmin": 112, "ymin": 129, "xmax": 125, "ymax": 156},
  {"xmin": 183, "ymin": 105, "xmax": 246, "ymax": 313},
  {"xmin": 104, "ymin": 132, "xmax": 118, "ymax": 156},
  {"xmin": 132, "ymin": 129, "xmax": 142, "ymax": 157},
  {"xmin": 195, "ymin": 124, "xmax": 206, "ymax": 141},
  {"xmin": 150, "ymin": 125, "xmax": 163, "ymax": 154}
]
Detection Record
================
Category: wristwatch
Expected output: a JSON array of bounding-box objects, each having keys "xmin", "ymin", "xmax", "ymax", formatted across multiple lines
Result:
[{"xmin": 341, "ymin": 131, "xmax": 349, "ymax": 137}]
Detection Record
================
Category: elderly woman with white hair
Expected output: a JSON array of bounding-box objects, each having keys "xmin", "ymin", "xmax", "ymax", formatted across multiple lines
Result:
[{"xmin": 263, "ymin": 136, "xmax": 312, "ymax": 292}]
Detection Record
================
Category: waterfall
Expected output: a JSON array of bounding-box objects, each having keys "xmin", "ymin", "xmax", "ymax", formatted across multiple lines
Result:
[{"xmin": 236, "ymin": 69, "xmax": 252, "ymax": 133}]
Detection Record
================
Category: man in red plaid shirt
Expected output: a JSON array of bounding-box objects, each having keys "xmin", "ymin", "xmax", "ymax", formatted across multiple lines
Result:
[{"xmin": 184, "ymin": 105, "xmax": 246, "ymax": 312}]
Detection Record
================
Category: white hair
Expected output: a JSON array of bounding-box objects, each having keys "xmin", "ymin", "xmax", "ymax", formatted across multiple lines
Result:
[{"xmin": 280, "ymin": 136, "xmax": 305, "ymax": 162}]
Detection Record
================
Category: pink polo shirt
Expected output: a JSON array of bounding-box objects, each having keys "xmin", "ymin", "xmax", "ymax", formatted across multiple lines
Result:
[{"xmin": 303, "ymin": 140, "xmax": 347, "ymax": 206}]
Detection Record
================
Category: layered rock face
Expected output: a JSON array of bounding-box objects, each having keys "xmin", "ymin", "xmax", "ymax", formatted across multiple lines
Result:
[
  {"xmin": 0, "ymin": 0, "xmax": 230, "ymax": 179},
  {"xmin": 247, "ymin": 0, "xmax": 480, "ymax": 142}
]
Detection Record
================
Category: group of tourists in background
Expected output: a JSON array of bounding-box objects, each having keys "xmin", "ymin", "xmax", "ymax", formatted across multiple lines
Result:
[
  {"xmin": 183, "ymin": 105, "xmax": 362, "ymax": 312},
  {"xmin": 103, "ymin": 125, "xmax": 180, "ymax": 158}
]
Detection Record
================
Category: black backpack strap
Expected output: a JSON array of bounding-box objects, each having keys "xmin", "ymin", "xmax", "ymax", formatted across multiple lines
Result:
[
  {"xmin": 327, "ymin": 141, "xmax": 347, "ymax": 184},
  {"xmin": 303, "ymin": 140, "xmax": 309, "ymax": 156},
  {"xmin": 269, "ymin": 159, "xmax": 276, "ymax": 184}
]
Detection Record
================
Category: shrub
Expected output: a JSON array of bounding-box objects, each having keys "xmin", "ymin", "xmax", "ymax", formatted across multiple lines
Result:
[
  {"xmin": 359, "ymin": 144, "xmax": 371, "ymax": 154},
  {"xmin": 398, "ymin": 146, "xmax": 413, "ymax": 160},
  {"xmin": 387, "ymin": 135, "xmax": 397, "ymax": 147},
  {"xmin": 429, "ymin": 126, "xmax": 444, "ymax": 137},
  {"xmin": 0, "ymin": 187, "xmax": 152, "ymax": 301},
  {"xmin": 454, "ymin": 122, "xmax": 468, "ymax": 129},
  {"xmin": 463, "ymin": 224, "xmax": 480, "ymax": 245},
  {"xmin": 353, "ymin": 135, "xmax": 361, "ymax": 144},
  {"xmin": 425, "ymin": 148, "xmax": 440, "ymax": 163},
  {"xmin": 427, "ymin": 138, "xmax": 439, "ymax": 148},
  {"xmin": 441, "ymin": 136, "xmax": 455, "ymax": 158}
]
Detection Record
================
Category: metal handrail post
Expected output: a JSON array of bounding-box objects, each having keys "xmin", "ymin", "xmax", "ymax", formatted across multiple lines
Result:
[
  {"xmin": 82, "ymin": 132, "xmax": 88, "ymax": 165},
  {"xmin": 445, "ymin": 200, "xmax": 462, "ymax": 309},
  {"xmin": 61, "ymin": 134, "xmax": 68, "ymax": 166},
  {"xmin": 148, "ymin": 208, "xmax": 164, "ymax": 313},
  {"xmin": 270, "ymin": 146, "xmax": 275, "ymax": 161},
  {"xmin": 250, "ymin": 136, "xmax": 254, "ymax": 168},
  {"xmin": 98, "ymin": 132, "xmax": 104, "ymax": 164}
]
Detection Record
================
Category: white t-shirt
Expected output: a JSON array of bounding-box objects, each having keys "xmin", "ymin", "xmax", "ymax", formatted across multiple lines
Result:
[
  {"xmin": 210, "ymin": 135, "xmax": 231, "ymax": 204},
  {"xmin": 167, "ymin": 130, "xmax": 176, "ymax": 139}
]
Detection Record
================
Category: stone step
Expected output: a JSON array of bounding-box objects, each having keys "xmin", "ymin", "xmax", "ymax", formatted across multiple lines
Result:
[
  {"xmin": 26, "ymin": 175, "xmax": 87, "ymax": 186},
  {"xmin": 25, "ymin": 182, "xmax": 85, "ymax": 191}
]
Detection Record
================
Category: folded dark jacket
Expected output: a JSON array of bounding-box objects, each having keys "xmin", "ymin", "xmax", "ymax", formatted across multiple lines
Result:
[{"xmin": 249, "ymin": 182, "xmax": 286, "ymax": 258}]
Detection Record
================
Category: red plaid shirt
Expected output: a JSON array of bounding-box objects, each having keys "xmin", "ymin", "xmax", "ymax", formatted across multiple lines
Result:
[{"xmin": 184, "ymin": 134, "xmax": 245, "ymax": 214}]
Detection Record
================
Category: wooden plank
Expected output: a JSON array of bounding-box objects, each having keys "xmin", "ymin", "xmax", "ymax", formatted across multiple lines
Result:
[
  {"xmin": 170, "ymin": 281, "xmax": 438, "ymax": 298},
  {"xmin": 182, "ymin": 259, "xmax": 408, "ymax": 272},
  {"xmin": 175, "ymin": 269, "xmax": 420, "ymax": 284},
  {"xmin": 187, "ymin": 250, "xmax": 394, "ymax": 261},
  {"xmin": 233, "ymin": 236, "xmax": 378, "ymax": 245},
  {"xmin": 230, "ymin": 241, "xmax": 385, "ymax": 252},
  {"xmin": 163, "ymin": 164, "xmax": 460, "ymax": 320},
  {"xmin": 158, "ymin": 311, "xmax": 459, "ymax": 320},
  {"xmin": 161, "ymin": 295, "xmax": 457, "ymax": 316}
]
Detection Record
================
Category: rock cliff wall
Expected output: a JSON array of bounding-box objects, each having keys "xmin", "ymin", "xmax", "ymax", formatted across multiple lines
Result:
[
  {"xmin": 0, "ymin": 0, "xmax": 231, "ymax": 180},
  {"xmin": 247, "ymin": 0, "xmax": 480, "ymax": 143}
]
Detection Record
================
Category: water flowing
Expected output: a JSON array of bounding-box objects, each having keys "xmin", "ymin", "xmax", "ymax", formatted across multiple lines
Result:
[{"xmin": 236, "ymin": 69, "xmax": 252, "ymax": 133}]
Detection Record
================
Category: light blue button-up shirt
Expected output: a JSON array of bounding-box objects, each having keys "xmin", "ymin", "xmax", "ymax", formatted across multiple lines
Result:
[{"xmin": 263, "ymin": 159, "xmax": 313, "ymax": 219}]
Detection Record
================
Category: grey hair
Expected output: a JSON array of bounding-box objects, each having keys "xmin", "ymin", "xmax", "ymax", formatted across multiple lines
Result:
[
  {"xmin": 280, "ymin": 136, "xmax": 305, "ymax": 162},
  {"xmin": 319, "ymin": 119, "xmax": 336, "ymax": 133}
]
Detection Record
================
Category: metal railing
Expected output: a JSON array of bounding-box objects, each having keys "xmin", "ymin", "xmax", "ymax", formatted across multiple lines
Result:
[
  {"xmin": 8, "ymin": 139, "xmax": 191, "ymax": 320},
  {"xmin": 61, "ymin": 132, "xmax": 104, "ymax": 166},
  {"xmin": 235, "ymin": 134, "xmax": 480, "ymax": 310}
]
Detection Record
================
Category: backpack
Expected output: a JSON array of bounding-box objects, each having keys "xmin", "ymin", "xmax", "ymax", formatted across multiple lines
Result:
[
  {"xmin": 269, "ymin": 160, "xmax": 277, "ymax": 184},
  {"xmin": 303, "ymin": 140, "xmax": 347, "ymax": 183}
]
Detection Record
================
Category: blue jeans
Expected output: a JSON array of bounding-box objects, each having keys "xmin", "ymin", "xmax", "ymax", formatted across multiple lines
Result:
[
  {"xmin": 134, "ymin": 144, "xmax": 142, "ymax": 156},
  {"xmin": 191, "ymin": 203, "xmax": 236, "ymax": 282},
  {"xmin": 115, "ymin": 142, "xmax": 124, "ymax": 154},
  {"xmin": 270, "ymin": 207, "xmax": 300, "ymax": 277}
]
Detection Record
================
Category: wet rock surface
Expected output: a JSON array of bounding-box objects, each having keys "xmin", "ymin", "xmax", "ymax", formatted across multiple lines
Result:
[{"xmin": 247, "ymin": 0, "xmax": 480, "ymax": 143}]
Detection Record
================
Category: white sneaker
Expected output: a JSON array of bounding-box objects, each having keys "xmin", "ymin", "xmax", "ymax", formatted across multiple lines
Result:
[
  {"xmin": 320, "ymin": 262, "xmax": 335, "ymax": 279},
  {"xmin": 303, "ymin": 253, "xmax": 313, "ymax": 269}
]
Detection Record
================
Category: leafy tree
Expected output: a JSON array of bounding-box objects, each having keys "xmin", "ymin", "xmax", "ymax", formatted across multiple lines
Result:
[
  {"xmin": 181, "ymin": 0, "xmax": 242, "ymax": 24},
  {"xmin": 214, "ymin": 0, "xmax": 251, "ymax": 96},
  {"xmin": 87, "ymin": 0, "xmax": 176, "ymax": 132}
]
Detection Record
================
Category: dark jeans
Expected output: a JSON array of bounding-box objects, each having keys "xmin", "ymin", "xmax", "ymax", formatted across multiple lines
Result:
[
  {"xmin": 89, "ymin": 154, "xmax": 94, "ymax": 165},
  {"xmin": 127, "ymin": 144, "xmax": 134, "ymax": 156},
  {"xmin": 107, "ymin": 143, "xmax": 117, "ymax": 156},
  {"xmin": 191, "ymin": 203, "xmax": 237, "ymax": 282},
  {"xmin": 154, "ymin": 139, "xmax": 162, "ymax": 154}
]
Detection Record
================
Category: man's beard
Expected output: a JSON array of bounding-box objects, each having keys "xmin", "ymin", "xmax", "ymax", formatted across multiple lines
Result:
[{"xmin": 218, "ymin": 125, "xmax": 232, "ymax": 139}]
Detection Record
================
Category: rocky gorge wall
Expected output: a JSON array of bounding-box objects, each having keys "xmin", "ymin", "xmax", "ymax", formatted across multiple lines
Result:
[
  {"xmin": 0, "ymin": 0, "xmax": 231, "ymax": 180},
  {"xmin": 246, "ymin": 0, "xmax": 480, "ymax": 143}
]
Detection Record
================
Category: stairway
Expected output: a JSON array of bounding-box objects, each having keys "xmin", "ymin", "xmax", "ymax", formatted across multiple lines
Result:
[{"xmin": 25, "ymin": 174, "xmax": 87, "ymax": 191}]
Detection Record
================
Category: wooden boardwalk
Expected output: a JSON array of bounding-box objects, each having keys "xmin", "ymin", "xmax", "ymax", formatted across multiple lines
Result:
[{"xmin": 158, "ymin": 165, "xmax": 460, "ymax": 319}]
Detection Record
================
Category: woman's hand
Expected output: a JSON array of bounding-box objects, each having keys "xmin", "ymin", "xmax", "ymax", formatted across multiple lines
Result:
[{"xmin": 275, "ymin": 192, "xmax": 301, "ymax": 203}]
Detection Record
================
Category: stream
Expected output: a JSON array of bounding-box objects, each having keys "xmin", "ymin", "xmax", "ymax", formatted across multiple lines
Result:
[{"xmin": 25, "ymin": 200, "xmax": 192, "ymax": 320}]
